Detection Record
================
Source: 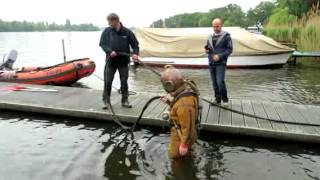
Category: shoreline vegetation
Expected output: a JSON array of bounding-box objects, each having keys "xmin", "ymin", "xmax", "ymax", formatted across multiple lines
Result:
[
  {"xmin": 1, "ymin": 0, "xmax": 319, "ymax": 52},
  {"xmin": 150, "ymin": 0, "xmax": 319, "ymax": 52},
  {"xmin": 0, "ymin": 19, "xmax": 100, "ymax": 32},
  {"xmin": 264, "ymin": 3, "xmax": 320, "ymax": 51}
]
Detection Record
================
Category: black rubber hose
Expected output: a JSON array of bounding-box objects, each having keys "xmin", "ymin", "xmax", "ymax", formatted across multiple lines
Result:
[
  {"xmin": 131, "ymin": 96, "xmax": 162, "ymax": 130},
  {"xmin": 201, "ymin": 97, "xmax": 320, "ymax": 127},
  {"xmin": 106, "ymin": 103, "xmax": 131, "ymax": 130},
  {"xmin": 102, "ymin": 53, "xmax": 320, "ymax": 129}
]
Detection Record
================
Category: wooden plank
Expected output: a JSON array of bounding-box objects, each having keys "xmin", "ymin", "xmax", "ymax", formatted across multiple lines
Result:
[
  {"xmin": 206, "ymin": 102, "xmax": 220, "ymax": 125},
  {"xmin": 107, "ymin": 94, "xmax": 144, "ymax": 116},
  {"xmin": 142, "ymin": 99, "xmax": 161, "ymax": 118},
  {"xmin": 53, "ymin": 90, "xmax": 102, "ymax": 109},
  {"xmin": 230, "ymin": 99, "xmax": 245, "ymax": 127},
  {"xmin": 262, "ymin": 101, "xmax": 287, "ymax": 132},
  {"xmin": 109, "ymin": 94, "xmax": 151, "ymax": 116},
  {"xmin": 219, "ymin": 102, "xmax": 232, "ymax": 126},
  {"xmin": 292, "ymin": 51, "xmax": 320, "ymax": 57},
  {"xmin": 201, "ymin": 99, "xmax": 210, "ymax": 124},
  {"xmin": 241, "ymin": 100, "xmax": 259, "ymax": 128},
  {"xmin": 273, "ymin": 103, "xmax": 306, "ymax": 134},
  {"xmin": 297, "ymin": 105, "xmax": 320, "ymax": 125},
  {"xmin": 155, "ymin": 102, "xmax": 169, "ymax": 119},
  {"xmin": 251, "ymin": 101, "xmax": 273, "ymax": 130},
  {"xmin": 282, "ymin": 103, "xmax": 317, "ymax": 134},
  {"xmin": 289, "ymin": 104, "xmax": 320, "ymax": 134},
  {"xmin": 145, "ymin": 100, "xmax": 163, "ymax": 118}
]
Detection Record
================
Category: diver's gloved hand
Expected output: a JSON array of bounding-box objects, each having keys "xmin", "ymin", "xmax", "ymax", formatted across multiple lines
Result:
[
  {"xmin": 179, "ymin": 143, "xmax": 188, "ymax": 156},
  {"xmin": 160, "ymin": 94, "xmax": 174, "ymax": 105}
]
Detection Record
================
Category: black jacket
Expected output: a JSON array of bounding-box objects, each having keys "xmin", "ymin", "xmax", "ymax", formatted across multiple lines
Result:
[
  {"xmin": 205, "ymin": 31, "xmax": 233, "ymax": 65},
  {"xmin": 99, "ymin": 24, "xmax": 139, "ymax": 57}
]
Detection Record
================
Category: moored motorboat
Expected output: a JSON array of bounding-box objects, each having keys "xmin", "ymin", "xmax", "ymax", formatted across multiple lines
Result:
[{"xmin": 134, "ymin": 27, "xmax": 294, "ymax": 68}]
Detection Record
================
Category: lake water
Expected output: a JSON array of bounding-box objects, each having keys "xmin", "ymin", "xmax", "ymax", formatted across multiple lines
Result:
[{"xmin": 0, "ymin": 32, "xmax": 320, "ymax": 180}]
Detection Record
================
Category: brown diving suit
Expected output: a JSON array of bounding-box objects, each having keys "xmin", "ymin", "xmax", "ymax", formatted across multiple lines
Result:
[{"xmin": 168, "ymin": 88, "xmax": 199, "ymax": 159}]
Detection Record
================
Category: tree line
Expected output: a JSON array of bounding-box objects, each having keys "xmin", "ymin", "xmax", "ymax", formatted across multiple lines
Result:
[
  {"xmin": 150, "ymin": 0, "xmax": 320, "ymax": 28},
  {"xmin": 0, "ymin": 19, "xmax": 100, "ymax": 32}
]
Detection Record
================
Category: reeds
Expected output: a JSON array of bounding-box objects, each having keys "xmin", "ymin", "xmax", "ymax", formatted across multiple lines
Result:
[{"xmin": 263, "ymin": 2, "xmax": 320, "ymax": 51}]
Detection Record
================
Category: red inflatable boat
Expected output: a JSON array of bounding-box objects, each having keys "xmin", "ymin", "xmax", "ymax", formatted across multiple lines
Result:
[{"xmin": 0, "ymin": 58, "xmax": 95, "ymax": 85}]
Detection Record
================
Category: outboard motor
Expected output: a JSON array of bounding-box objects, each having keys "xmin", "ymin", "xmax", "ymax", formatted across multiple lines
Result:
[{"xmin": 0, "ymin": 49, "xmax": 18, "ymax": 70}]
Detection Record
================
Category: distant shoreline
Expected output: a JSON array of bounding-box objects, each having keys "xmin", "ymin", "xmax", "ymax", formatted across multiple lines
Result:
[
  {"xmin": 0, "ymin": 30, "xmax": 101, "ymax": 32},
  {"xmin": 0, "ymin": 19, "xmax": 100, "ymax": 32}
]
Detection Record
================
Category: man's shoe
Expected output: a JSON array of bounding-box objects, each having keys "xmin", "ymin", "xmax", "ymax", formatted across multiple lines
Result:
[
  {"xmin": 102, "ymin": 97, "xmax": 111, "ymax": 109},
  {"xmin": 222, "ymin": 100, "xmax": 229, "ymax": 106},
  {"xmin": 102, "ymin": 104, "xmax": 109, "ymax": 110},
  {"xmin": 210, "ymin": 99, "xmax": 221, "ymax": 106},
  {"xmin": 122, "ymin": 100, "xmax": 132, "ymax": 108},
  {"xmin": 213, "ymin": 99, "xmax": 221, "ymax": 104},
  {"xmin": 121, "ymin": 96, "xmax": 132, "ymax": 108}
]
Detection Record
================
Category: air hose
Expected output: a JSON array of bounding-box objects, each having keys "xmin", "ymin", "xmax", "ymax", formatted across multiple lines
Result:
[
  {"xmin": 96, "ymin": 53, "xmax": 320, "ymax": 130},
  {"xmin": 135, "ymin": 59, "xmax": 320, "ymax": 128}
]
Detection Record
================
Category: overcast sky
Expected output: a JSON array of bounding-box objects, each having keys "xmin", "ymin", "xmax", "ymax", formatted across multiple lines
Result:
[{"xmin": 0, "ymin": 0, "xmax": 268, "ymax": 27}]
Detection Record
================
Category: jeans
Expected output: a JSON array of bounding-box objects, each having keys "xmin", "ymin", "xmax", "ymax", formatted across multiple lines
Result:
[
  {"xmin": 102, "ymin": 57, "xmax": 129, "ymax": 103},
  {"xmin": 209, "ymin": 64, "xmax": 228, "ymax": 102}
]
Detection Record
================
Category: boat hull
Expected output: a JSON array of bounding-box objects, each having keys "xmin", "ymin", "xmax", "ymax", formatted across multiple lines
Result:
[
  {"xmin": 139, "ymin": 53, "xmax": 292, "ymax": 68},
  {"xmin": 0, "ymin": 58, "xmax": 95, "ymax": 85}
]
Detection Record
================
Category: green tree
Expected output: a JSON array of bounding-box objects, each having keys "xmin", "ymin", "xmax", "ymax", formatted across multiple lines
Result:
[
  {"xmin": 275, "ymin": 0, "xmax": 319, "ymax": 17},
  {"xmin": 150, "ymin": 4, "xmax": 248, "ymax": 28},
  {"xmin": 65, "ymin": 19, "xmax": 72, "ymax": 31},
  {"xmin": 268, "ymin": 7, "xmax": 297, "ymax": 26},
  {"xmin": 246, "ymin": 1, "xmax": 276, "ymax": 26}
]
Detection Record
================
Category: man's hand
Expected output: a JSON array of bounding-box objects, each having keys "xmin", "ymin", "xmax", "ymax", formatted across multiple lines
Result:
[
  {"xmin": 110, "ymin": 51, "xmax": 117, "ymax": 58},
  {"xmin": 179, "ymin": 143, "xmax": 188, "ymax": 156},
  {"xmin": 204, "ymin": 45, "xmax": 210, "ymax": 54},
  {"xmin": 132, "ymin": 54, "xmax": 139, "ymax": 62},
  {"xmin": 213, "ymin": 54, "xmax": 220, "ymax": 62}
]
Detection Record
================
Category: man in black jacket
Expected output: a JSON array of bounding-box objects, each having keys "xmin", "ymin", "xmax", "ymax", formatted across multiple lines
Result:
[
  {"xmin": 99, "ymin": 13, "xmax": 139, "ymax": 108},
  {"xmin": 205, "ymin": 18, "xmax": 233, "ymax": 105}
]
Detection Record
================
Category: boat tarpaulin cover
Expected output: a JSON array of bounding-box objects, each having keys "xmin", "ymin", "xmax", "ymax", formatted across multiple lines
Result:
[{"xmin": 134, "ymin": 27, "xmax": 294, "ymax": 58}]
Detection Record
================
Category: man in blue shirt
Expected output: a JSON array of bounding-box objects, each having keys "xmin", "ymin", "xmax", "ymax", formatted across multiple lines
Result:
[{"xmin": 205, "ymin": 18, "xmax": 233, "ymax": 105}]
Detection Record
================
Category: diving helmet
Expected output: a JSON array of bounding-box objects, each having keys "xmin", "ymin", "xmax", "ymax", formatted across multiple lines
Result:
[{"xmin": 160, "ymin": 65, "xmax": 184, "ymax": 93}]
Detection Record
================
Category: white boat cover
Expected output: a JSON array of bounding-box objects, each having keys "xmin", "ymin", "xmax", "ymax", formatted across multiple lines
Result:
[{"xmin": 134, "ymin": 27, "xmax": 294, "ymax": 58}]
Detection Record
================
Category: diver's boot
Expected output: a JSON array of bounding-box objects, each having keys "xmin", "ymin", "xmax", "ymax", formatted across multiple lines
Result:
[
  {"xmin": 121, "ymin": 96, "xmax": 132, "ymax": 108},
  {"xmin": 102, "ymin": 96, "xmax": 111, "ymax": 110}
]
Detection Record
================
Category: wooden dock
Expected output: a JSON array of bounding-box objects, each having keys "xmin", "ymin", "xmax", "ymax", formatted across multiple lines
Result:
[
  {"xmin": 1, "ymin": 82, "xmax": 320, "ymax": 143},
  {"xmin": 290, "ymin": 51, "xmax": 320, "ymax": 64}
]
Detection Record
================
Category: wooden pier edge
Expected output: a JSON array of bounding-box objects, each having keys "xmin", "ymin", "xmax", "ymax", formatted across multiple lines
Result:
[
  {"xmin": 1, "ymin": 100, "xmax": 320, "ymax": 144},
  {"xmin": 201, "ymin": 123, "xmax": 320, "ymax": 144}
]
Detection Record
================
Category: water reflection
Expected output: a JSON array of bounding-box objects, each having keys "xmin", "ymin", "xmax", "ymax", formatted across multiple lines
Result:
[
  {"xmin": 0, "ymin": 111, "xmax": 320, "ymax": 179},
  {"xmin": 101, "ymin": 127, "xmax": 227, "ymax": 180}
]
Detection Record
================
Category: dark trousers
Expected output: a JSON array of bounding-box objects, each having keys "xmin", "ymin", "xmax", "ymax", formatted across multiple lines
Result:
[
  {"xmin": 102, "ymin": 58, "xmax": 129, "ymax": 103},
  {"xmin": 209, "ymin": 64, "xmax": 228, "ymax": 102}
]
